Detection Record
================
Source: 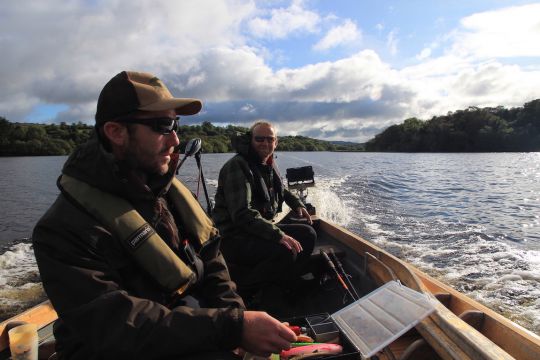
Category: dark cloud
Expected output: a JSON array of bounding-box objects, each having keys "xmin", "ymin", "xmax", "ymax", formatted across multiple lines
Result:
[
  {"xmin": 302, "ymin": 125, "xmax": 383, "ymax": 141},
  {"xmin": 31, "ymin": 76, "xmax": 100, "ymax": 105},
  {"xmin": 184, "ymin": 97, "xmax": 407, "ymax": 125},
  {"xmin": 176, "ymin": 98, "xmax": 409, "ymax": 142}
]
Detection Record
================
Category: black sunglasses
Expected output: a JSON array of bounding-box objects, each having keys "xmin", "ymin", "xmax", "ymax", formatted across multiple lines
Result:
[
  {"xmin": 253, "ymin": 136, "xmax": 276, "ymax": 143},
  {"xmin": 116, "ymin": 116, "xmax": 180, "ymax": 135}
]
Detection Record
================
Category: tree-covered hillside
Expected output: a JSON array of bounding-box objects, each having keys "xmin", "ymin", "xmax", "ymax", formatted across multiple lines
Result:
[
  {"xmin": 4, "ymin": 97, "xmax": 537, "ymax": 156},
  {"xmin": 0, "ymin": 119, "xmax": 93, "ymax": 156},
  {"xmin": 365, "ymin": 99, "xmax": 540, "ymax": 152},
  {"xmin": 0, "ymin": 119, "xmax": 363, "ymax": 156}
]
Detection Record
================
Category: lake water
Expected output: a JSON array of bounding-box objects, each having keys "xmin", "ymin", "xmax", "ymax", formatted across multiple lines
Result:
[{"xmin": 1, "ymin": 152, "xmax": 539, "ymax": 335}]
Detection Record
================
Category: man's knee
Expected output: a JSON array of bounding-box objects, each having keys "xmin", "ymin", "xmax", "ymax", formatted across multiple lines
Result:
[
  {"xmin": 296, "ymin": 224, "xmax": 316, "ymax": 254},
  {"xmin": 272, "ymin": 245, "xmax": 297, "ymax": 265},
  {"xmin": 304, "ymin": 224, "xmax": 317, "ymax": 242}
]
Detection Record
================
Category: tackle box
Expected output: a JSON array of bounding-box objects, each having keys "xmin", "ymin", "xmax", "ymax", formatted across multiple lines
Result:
[{"xmin": 285, "ymin": 281, "xmax": 436, "ymax": 359}]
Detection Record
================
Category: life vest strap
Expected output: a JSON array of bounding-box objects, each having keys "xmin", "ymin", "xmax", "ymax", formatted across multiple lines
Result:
[{"xmin": 59, "ymin": 175, "xmax": 200, "ymax": 295}]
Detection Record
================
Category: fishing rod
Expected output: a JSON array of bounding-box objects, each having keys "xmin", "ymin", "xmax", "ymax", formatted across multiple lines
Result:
[
  {"xmin": 194, "ymin": 148, "xmax": 213, "ymax": 216},
  {"xmin": 320, "ymin": 249, "xmax": 356, "ymax": 302},
  {"xmin": 329, "ymin": 248, "xmax": 360, "ymax": 301},
  {"xmin": 175, "ymin": 138, "xmax": 213, "ymax": 215}
]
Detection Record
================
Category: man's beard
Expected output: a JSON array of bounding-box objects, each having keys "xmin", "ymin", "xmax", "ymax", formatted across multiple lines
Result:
[{"xmin": 124, "ymin": 142, "xmax": 169, "ymax": 176}]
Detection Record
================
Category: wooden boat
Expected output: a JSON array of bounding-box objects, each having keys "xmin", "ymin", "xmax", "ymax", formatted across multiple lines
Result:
[
  {"xmin": 1, "ymin": 165, "xmax": 539, "ymax": 359},
  {"xmin": 1, "ymin": 216, "xmax": 539, "ymax": 359},
  {"xmin": 312, "ymin": 218, "xmax": 540, "ymax": 359}
]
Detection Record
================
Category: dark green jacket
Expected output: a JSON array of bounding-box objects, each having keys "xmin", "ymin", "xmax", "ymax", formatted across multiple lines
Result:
[
  {"xmin": 213, "ymin": 133, "xmax": 304, "ymax": 243},
  {"xmin": 32, "ymin": 136, "xmax": 244, "ymax": 360}
]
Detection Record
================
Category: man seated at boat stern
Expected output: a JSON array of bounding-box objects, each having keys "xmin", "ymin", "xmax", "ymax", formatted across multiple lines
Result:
[
  {"xmin": 32, "ymin": 71, "xmax": 297, "ymax": 360},
  {"xmin": 212, "ymin": 121, "xmax": 317, "ymax": 314}
]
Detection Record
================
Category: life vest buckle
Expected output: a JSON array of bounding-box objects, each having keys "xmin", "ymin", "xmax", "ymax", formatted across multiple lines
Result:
[{"xmin": 182, "ymin": 239, "xmax": 204, "ymax": 281}]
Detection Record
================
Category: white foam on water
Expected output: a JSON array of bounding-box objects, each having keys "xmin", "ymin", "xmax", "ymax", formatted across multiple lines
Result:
[
  {"xmin": 498, "ymin": 274, "xmax": 525, "ymax": 282},
  {"xmin": 206, "ymin": 178, "xmax": 218, "ymax": 188},
  {"xmin": 512, "ymin": 270, "xmax": 540, "ymax": 281},
  {"xmin": 365, "ymin": 221, "xmax": 398, "ymax": 237},
  {"xmin": 310, "ymin": 189, "xmax": 353, "ymax": 227},
  {"xmin": 523, "ymin": 250, "xmax": 540, "ymax": 264},
  {"xmin": 360, "ymin": 213, "xmax": 378, "ymax": 222},
  {"xmin": 0, "ymin": 243, "xmax": 38, "ymax": 280},
  {"xmin": 365, "ymin": 222, "xmax": 383, "ymax": 234},
  {"xmin": 357, "ymin": 213, "xmax": 540, "ymax": 334},
  {"xmin": 0, "ymin": 242, "xmax": 45, "ymax": 321},
  {"xmin": 305, "ymin": 177, "xmax": 353, "ymax": 227}
]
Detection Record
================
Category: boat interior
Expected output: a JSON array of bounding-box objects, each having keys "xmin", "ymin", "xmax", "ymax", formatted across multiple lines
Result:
[{"xmin": 231, "ymin": 215, "xmax": 437, "ymax": 360}]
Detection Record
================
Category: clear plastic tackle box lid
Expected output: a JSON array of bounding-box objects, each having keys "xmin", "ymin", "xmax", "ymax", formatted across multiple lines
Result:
[{"xmin": 331, "ymin": 280, "xmax": 436, "ymax": 359}]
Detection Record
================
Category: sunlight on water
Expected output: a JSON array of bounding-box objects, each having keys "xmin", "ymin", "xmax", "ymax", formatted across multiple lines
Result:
[
  {"xmin": 362, "ymin": 212, "xmax": 540, "ymax": 334},
  {"xmin": 339, "ymin": 152, "xmax": 540, "ymax": 335}
]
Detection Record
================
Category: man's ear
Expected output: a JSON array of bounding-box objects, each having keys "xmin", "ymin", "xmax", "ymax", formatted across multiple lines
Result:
[{"xmin": 102, "ymin": 121, "xmax": 128, "ymax": 147}]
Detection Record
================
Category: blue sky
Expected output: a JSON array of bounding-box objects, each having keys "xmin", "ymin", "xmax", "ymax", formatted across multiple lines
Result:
[{"xmin": 2, "ymin": 0, "xmax": 540, "ymax": 142}]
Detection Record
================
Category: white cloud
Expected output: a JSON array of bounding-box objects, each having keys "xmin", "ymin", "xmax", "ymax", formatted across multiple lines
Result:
[
  {"xmin": 416, "ymin": 48, "xmax": 432, "ymax": 60},
  {"xmin": 451, "ymin": 3, "xmax": 540, "ymax": 59},
  {"xmin": 193, "ymin": 40, "xmax": 540, "ymax": 141},
  {"xmin": 1, "ymin": 1, "xmax": 540, "ymax": 143},
  {"xmin": 313, "ymin": 19, "xmax": 360, "ymax": 51},
  {"xmin": 247, "ymin": 0, "xmax": 320, "ymax": 39},
  {"xmin": 386, "ymin": 29, "xmax": 399, "ymax": 56},
  {"xmin": 184, "ymin": 48, "xmax": 405, "ymax": 104},
  {"xmin": 0, "ymin": 0, "xmax": 255, "ymax": 122},
  {"xmin": 400, "ymin": 56, "xmax": 540, "ymax": 120},
  {"xmin": 177, "ymin": 46, "xmax": 277, "ymax": 100},
  {"xmin": 272, "ymin": 50, "xmax": 401, "ymax": 103},
  {"xmin": 240, "ymin": 103, "xmax": 256, "ymax": 113}
]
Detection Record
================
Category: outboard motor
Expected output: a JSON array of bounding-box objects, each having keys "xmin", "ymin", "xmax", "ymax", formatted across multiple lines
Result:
[{"xmin": 286, "ymin": 165, "xmax": 316, "ymax": 214}]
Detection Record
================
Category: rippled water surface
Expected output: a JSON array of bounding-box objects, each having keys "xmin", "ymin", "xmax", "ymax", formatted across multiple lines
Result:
[{"xmin": 1, "ymin": 152, "xmax": 539, "ymax": 334}]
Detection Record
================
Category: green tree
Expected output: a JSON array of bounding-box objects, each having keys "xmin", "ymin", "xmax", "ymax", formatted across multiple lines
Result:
[
  {"xmin": 0, "ymin": 118, "xmax": 364, "ymax": 155},
  {"xmin": 365, "ymin": 99, "xmax": 540, "ymax": 152},
  {"xmin": 26, "ymin": 126, "xmax": 47, "ymax": 141}
]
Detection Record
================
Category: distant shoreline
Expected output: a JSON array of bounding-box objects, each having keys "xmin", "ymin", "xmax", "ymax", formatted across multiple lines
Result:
[{"xmin": 3, "ymin": 98, "xmax": 539, "ymax": 155}]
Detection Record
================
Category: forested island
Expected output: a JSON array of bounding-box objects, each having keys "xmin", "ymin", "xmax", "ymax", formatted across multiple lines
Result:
[
  {"xmin": 366, "ymin": 99, "xmax": 540, "ymax": 152},
  {"xmin": 1, "ymin": 98, "xmax": 538, "ymax": 156},
  {"xmin": 0, "ymin": 118, "xmax": 362, "ymax": 156}
]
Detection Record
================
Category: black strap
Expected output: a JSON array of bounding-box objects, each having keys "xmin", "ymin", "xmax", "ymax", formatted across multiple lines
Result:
[{"xmin": 182, "ymin": 240, "xmax": 205, "ymax": 282}]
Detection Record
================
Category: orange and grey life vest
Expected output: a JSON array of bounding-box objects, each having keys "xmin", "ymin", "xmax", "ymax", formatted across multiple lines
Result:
[{"xmin": 59, "ymin": 175, "xmax": 218, "ymax": 296}]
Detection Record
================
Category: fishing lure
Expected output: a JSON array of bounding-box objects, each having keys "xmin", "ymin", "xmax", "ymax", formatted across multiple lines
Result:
[
  {"xmin": 295, "ymin": 334, "xmax": 314, "ymax": 343},
  {"xmin": 280, "ymin": 343, "xmax": 343, "ymax": 359}
]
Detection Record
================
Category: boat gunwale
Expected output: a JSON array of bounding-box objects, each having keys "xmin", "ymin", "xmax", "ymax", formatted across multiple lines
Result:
[
  {"xmin": 0, "ymin": 301, "xmax": 57, "ymax": 354},
  {"xmin": 318, "ymin": 218, "xmax": 540, "ymax": 360}
]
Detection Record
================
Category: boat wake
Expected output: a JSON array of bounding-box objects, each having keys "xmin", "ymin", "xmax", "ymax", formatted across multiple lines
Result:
[
  {"xmin": 0, "ymin": 241, "xmax": 46, "ymax": 322},
  {"xmin": 340, "ymin": 183, "xmax": 540, "ymax": 336},
  {"xmin": 306, "ymin": 177, "xmax": 353, "ymax": 227}
]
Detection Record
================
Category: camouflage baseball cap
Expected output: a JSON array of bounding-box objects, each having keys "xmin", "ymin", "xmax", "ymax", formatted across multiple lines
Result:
[{"xmin": 95, "ymin": 71, "xmax": 202, "ymax": 125}]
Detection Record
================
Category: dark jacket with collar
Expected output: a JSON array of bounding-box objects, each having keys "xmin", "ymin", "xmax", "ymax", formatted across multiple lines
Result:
[
  {"xmin": 212, "ymin": 133, "xmax": 304, "ymax": 243},
  {"xmin": 32, "ymin": 136, "xmax": 245, "ymax": 360}
]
